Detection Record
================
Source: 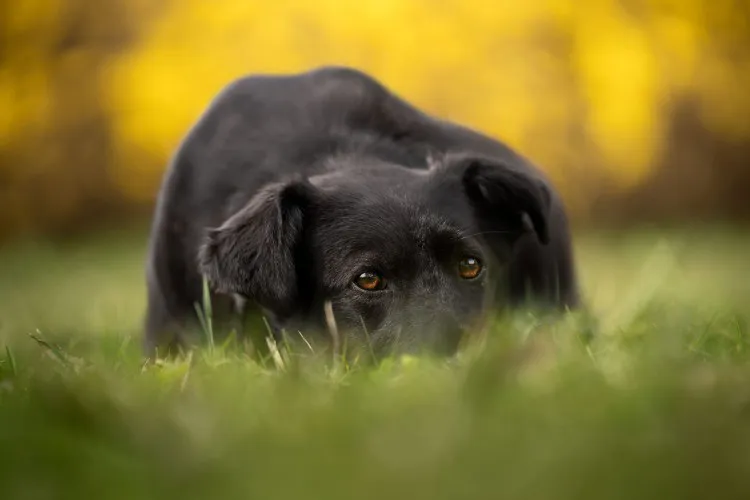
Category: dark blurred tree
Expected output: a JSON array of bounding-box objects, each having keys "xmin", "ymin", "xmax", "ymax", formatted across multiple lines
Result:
[
  {"xmin": 592, "ymin": 0, "xmax": 750, "ymax": 226},
  {"xmin": 0, "ymin": 0, "xmax": 163, "ymax": 241}
]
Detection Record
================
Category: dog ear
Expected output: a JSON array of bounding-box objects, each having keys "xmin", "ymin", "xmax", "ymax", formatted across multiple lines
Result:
[
  {"xmin": 198, "ymin": 180, "xmax": 312, "ymax": 316},
  {"xmin": 460, "ymin": 157, "xmax": 551, "ymax": 244}
]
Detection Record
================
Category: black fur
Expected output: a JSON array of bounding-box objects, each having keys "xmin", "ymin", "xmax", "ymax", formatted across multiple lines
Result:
[{"xmin": 144, "ymin": 66, "xmax": 579, "ymax": 358}]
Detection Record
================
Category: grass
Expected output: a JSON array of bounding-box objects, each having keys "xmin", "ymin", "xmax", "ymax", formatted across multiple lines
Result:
[{"xmin": 1, "ymin": 225, "xmax": 750, "ymax": 500}]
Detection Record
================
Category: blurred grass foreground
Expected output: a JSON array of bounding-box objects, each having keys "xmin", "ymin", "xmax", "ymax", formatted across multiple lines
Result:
[
  {"xmin": 1, "ymin": 228, "xmax": 750, "ymax": 499},
  {"xmin": 2, "ymin": 1, "xmax": 750, "ymax": 499}
]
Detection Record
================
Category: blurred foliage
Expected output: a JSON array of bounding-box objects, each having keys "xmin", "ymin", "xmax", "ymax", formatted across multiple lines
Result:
[
  {"xmin": 1, "ymin": 229, "xmax": 750, "ymax": 499},
  {"xmin": 1, "ymin": 0, "xmax": 749, "ymax": 240}
]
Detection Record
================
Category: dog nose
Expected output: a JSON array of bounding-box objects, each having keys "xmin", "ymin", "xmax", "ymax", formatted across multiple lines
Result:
[
  {"xmin": 380, "ymin": 314, "xmax": 466, "ymax": 357},
  {"xmin": 396, "ymin": 300, "xmax": 470, "ymax": 356},
  {"xmin": 431, "ymin": 316, "xmax": 465, "ymax": 355}
]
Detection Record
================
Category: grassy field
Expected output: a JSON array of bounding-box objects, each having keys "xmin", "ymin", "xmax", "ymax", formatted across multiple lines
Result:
[{"xmin": 1, "ymin": 226, "xmax": 749, "ymax": 500}]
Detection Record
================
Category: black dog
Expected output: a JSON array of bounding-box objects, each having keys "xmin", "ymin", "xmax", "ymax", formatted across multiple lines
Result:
[{"xmin": 144, "ymin": 66, "xmax": 579, "ymax": 358}]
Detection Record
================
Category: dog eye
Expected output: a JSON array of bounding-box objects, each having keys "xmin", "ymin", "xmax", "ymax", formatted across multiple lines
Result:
[
  {"xmin": 354, "ymin": 271, "xmax": 387, "ymax": 291},
  {"xmin": 458, "ymin": 257, "xmax": 482, "ymax": 280}
]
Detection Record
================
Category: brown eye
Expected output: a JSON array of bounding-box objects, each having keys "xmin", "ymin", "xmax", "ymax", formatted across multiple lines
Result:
[
  {"xmin": 354, "ymin": 271, "xmax": 386, "ymax": 291},
  {"xmin": 458, "ymin": 257, "xmax": 482, "ymax": 280}
]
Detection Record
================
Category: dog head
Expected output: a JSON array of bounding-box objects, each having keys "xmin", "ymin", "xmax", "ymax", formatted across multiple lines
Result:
[{"xmin": 198, "ymin": 155, "xmax": 551, "ymax": 357}]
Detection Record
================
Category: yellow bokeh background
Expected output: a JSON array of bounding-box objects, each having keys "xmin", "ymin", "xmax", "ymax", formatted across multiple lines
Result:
[{"xmin": 1, "ymin": 0, "xmax": 749, "ymax": 238}]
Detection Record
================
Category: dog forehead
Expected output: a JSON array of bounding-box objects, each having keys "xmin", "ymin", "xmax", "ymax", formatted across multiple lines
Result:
[
  {"xmin": 308, "ymin": 159, "xmax": 482, "ymax": 254},
  {"xmin": 317, "ymin": 194, "xmax": 451, "ymax": 244},
  {"xmin": 314, "ymin": 200, "xmax": 457, "ymax": 289}
]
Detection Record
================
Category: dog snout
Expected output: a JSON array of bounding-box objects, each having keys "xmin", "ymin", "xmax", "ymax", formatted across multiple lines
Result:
[
  {"xmin": 428, "ymin": 314, "xmax": 466, "ymax": 355},
  {"xmin": 398, "ymin": 307, "xmax": 467, "ymax": 356}
]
